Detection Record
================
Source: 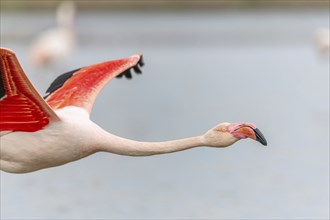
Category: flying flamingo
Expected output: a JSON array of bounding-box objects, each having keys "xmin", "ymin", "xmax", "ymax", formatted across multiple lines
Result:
[{"xmin": 0, "ymin": 47, "xmax": 267, "ymax": 173}]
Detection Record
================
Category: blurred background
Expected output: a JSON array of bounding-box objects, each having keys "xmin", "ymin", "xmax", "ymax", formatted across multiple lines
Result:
[{"xmin": 1, "ymin": 0, "xmax": 329, "ymax": 219}]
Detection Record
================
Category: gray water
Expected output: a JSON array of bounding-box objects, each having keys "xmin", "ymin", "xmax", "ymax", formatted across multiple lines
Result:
[{"xmin": 0, "ymin": 9, "xmax": 329, "ymax": 219}]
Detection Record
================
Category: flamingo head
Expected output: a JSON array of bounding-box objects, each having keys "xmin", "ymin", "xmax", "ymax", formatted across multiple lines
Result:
[{"xmin": 203, "ymin": 122, "xmax": 267, "ymax": 147}]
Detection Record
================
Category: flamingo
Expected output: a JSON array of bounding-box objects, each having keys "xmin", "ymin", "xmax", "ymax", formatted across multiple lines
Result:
[
  {"xmin": 314, "ymin": 27, "xmax": 330, "ymax": 57},
  {"xmin": 28, "ymin": 1, "xmax": 76, "ymax": 67},
  {"xmin": 0, "ymin": 47, "xmax": 267, "ymax": 174}
]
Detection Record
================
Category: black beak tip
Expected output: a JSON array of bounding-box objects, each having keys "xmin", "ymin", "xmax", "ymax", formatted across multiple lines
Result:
[{"xmin": 254, "ymin": 128, "xmax": 268, "ymax": 146}]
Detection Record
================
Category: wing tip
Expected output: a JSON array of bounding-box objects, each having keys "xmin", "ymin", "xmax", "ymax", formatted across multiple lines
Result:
[
  {"xmin": 0, "ymin": 47, "xmax": 16, "ymax": 56},
  {"xmin": 116, "ymin": 53, "xmax": 144, "ymax": 79}
]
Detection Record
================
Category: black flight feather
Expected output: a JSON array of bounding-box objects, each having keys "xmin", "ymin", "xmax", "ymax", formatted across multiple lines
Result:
[
  {"xmin": 116, "ymin": 55, "xmax": 145, "ymax": 79},
  {"xmin": 0, "ymin": 67, "xmax": 6, "ymax": 99},
  {"xmin": 43, "ymin": 68, "xmax": 81, "ymax": 99}
]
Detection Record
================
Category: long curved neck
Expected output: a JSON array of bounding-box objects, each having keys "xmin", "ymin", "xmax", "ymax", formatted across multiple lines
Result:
[{"xmin": 96, "ymin": 131, "xmax": 205, "ymax": 156}]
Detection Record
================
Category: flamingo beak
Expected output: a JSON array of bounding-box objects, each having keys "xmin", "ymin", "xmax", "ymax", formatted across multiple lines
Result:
[
  {"xmin": 228, "ymin": 123, "xmax": 268, "ymax": 146},
  {"xmin": 253, "ymin": 128, "xmax": 267, "ymax": 146}
]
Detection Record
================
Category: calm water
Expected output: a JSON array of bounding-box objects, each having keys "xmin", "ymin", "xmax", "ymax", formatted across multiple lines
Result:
[{"xmin": 0, "ymin": 9, "xmax": 329, "ymax": 219}]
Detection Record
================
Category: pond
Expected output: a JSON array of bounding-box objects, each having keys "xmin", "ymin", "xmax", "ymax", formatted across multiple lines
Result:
[{"xmin": 1, "ymin": 8, "xmax": 329, "ymax": 219}]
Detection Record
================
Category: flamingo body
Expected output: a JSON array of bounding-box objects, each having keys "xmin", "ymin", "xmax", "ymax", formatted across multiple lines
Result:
[
  {"xmin": 1, "ymin": 107, "xmax": 98, "ymax": 173},
  {"xmin": 0, "ymin": 47, "xmax": 267, "ymax": 173}
]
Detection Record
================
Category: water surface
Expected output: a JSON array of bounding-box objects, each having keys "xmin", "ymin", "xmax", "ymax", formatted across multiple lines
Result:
[{"xmin": 1, "ymin": 9, "xmax": 329, "ymax": 219}]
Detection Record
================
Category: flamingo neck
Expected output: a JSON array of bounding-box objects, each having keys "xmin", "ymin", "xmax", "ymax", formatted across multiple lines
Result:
[{"xmin": 96, "ymin": 131, "xmax": 205, "ymax": 156}]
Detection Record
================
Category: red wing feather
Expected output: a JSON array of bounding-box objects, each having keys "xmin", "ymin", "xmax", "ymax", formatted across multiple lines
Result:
[
  {"xmin": 0, "ymin": 48, "xmax": 59, "ymax": 132},
  {"xmin": 45, "ymin": 54, "xmax": 144, "ymax": 113}
]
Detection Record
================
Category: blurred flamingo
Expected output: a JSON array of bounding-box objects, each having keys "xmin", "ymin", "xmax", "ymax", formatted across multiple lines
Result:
[
  {"xmin": 314, "ymin": 27, "xmax": 330, "ymax": 57},
  {"xmin": 29, "ymin": 1, "xmax": 76, "ymax": 68}
]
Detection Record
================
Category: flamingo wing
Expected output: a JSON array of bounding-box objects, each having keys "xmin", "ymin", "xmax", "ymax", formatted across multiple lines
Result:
[
  {"xmin": 0, "ymin": 48, "xmax": 60, "ymax": 132},
  {"xmin": 45, "ymin": 53, "xmax": 144, "ymax": 113}
]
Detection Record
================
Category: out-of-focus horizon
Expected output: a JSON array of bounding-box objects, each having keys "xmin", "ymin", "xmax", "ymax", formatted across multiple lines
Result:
[
  {"xmin": 1, "ymin": 0, "xmax": 329, "ymax": 10},
  {"xmin": 1, "ymin": 0, "xmax": 329, "ymax": 219}
]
